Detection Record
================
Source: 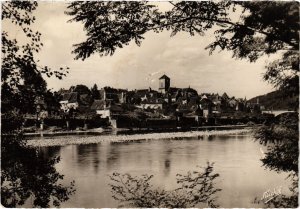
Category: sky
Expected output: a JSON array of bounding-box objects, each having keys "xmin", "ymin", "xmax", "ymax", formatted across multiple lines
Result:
[{"xmin": 2, "ymin": 2, "xmax": 277, "ymax": 99}]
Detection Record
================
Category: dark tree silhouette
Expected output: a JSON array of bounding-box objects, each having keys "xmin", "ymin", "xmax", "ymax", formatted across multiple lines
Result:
[
  {"xmin": 44, "ymin": 90, "xmax": 62, "ymax": 115},
  {"xmin": 2, "ymin": 2, "xmax": 69, "ymax": 115},
  {"xmin": 253, "ymin": 112, "xmax": 298, "ymax": 207},
  {"xmin": 73, "ymin": 84, "xmax": 91, "ymax": 95},
  {"xmin": 1, "ymin": 134, "xmax": 75, "ymax": 207},
  {"xmin": 91, "ymin": 84, "xmax": 101, "ymax": 100},
  {"xmin": 66, "ymin": 1, "xmax": 298, "ymax": 95},
  {"xmin": 1, "ymin": 2, "xmax": 75, "ymax": 207},
  {"xmin": 109, "ymin": 162, "xmax": 221, "ymax": 208}
]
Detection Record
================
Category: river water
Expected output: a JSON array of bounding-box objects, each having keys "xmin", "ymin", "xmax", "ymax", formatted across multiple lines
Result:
[{"xmin": 37, "ymin": 133, "xmax": 289, "ymax": 207}]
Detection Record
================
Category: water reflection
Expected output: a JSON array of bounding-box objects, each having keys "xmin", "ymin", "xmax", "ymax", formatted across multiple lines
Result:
[
  {"xmin": 38, "ymin": 146, "xmax": 61, "ymax": 159},
  {"xmin": 1, "ymin": 136, "xmax": 75, "ymax": 208},
  {"xmin": 92, "ymin": 145, "xmax": 100, "ymax": 173},
  {"xmin": 33, "ymin": 133, "xmax": 290, "ymax": 207},
  {"xmin": 162, "ymin": 144, "xmax": 172, "ymax": 176},
  {"xmin": 106, "ymin": 143, "xmax": 121, "ymax": 170}
]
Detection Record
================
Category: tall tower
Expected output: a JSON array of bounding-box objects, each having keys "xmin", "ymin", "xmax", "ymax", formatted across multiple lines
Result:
[{"xmin": 159, "ymin": 74, "xmax": 170, "ymax": 94}]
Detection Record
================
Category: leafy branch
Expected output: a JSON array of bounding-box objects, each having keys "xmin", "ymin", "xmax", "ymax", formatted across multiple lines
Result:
[{"xmin": 109, "ymin": 162, "xmax": 221, "ymax": 208}]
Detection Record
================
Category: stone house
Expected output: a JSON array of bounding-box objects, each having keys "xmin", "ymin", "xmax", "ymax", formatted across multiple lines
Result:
[
  {"xmin": 99, "ymin": 87, "xmax": 127, "ymax": 103},
  {"xmin": 91, "ymin": 100, "xmax": 123, "ymax": 119},
  {"xmin": 59, "ymin": 92, "xmax": 79, "ymax": 112}
]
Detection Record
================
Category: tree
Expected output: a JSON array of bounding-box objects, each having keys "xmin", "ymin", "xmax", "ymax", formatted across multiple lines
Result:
[
  {"xmin": 72, "ymin": 84, "xmax": 91, "ymax": 95},
  {"xmin": 264, "ymin": 51, "xmax": 299, "ymax": 97},
  {"xmin": 66, "ymin": 1, "xmax": 298, "ymax": 95},
  {"xmin": 44, "ymin": 90, "xmax": 62, "ymax": 115},
  {"xmin": 1, "ymin": 2, "xmax": 74, "ymax": 207},
  {"xmin": 2, "ymin": 2, "xmax": 68, "ymax": 115},
  {"xmin": 91, "ymin": 84, "xmax": 100, "ymax": 100},
  {"xmin": 1, "ymin": 133, "xmax": 75, "ymax": 207},
  {"xmin": 109, "ymin": 162, "xmax": 220, "ymax": 208},
  {"xmin": 254, "ymin": 112, "xmax": 298, "ymax": 207}
]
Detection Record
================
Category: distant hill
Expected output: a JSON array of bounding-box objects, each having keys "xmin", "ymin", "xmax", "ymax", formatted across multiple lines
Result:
[{"xmin": 248, "ymin": 90, "xmax": 298, "ymax": 110}]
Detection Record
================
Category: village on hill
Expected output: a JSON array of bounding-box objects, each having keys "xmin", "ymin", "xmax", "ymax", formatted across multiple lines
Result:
[{"xmin": 29, "ymin": 74, "xmax": 269, "ymax": 131}]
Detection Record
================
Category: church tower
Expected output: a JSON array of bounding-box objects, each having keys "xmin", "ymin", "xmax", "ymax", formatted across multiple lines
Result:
[{"xmin": 159, "ymin": 74, "xmax": 170, "ymax": 94}]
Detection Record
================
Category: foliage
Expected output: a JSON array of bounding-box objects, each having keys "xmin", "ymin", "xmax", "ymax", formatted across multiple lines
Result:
[
  {"xmin": 1, "ymin": 132, "xmax": 75, "ymax": 207},
  {"xmin": 205, "ymin": 2, "xmax": 298, "ymax": 61},
  {"xmin": 264, "ymin": 51, "xmax": 299, "ymax": 97},
  {"xmin": 109, "ymin": 162, "xmax": 220, "ymax": 207},
  {"xmin": 248, "ymin": 89, "xmax": 298, "ymax": 111},
  {"xmin": 66, "ymin": 1, "xmax": 298, "ymax": 60},
  {"xmin": 91, "ymin": 84, "xmax": 100, "ymax": 100},
  {"xmin": 1, "ymin": 2, "xmax": 75, "ymax": 207},
  {"xmin": 255, "ymin": 112, "xmax": 298, "ymax": 173},
  {"xmin": 66, "ymin": 1, "xmax": 299, "ymax": 94},
  {"xmin": 66, "ymin": 2, "xmax": 160, "ymax": 59},
  {"xmin": 72, "ymin": 84, "xmax": 91, "ymax": 95},
  {"xmin": 253, "ymin": 172, "xmax": 298, "ymax": 208},
  {"xmin": 120, "ymin": 103, "xmax": 137, "ymax": 112},
  {"xmin": 2, "ymin": 111, "xmax": 75, "ymax": 207},
  {"xmin": 44, "ymin": 90, "xmax": 62, "ymax": 115},
  {"xmin": 254, "ymin": 112, "xmax": 299, "ymax": 207},
  {"xmin": 2, "ymin": 1, "xmax": 68, "ymax": 115},
  {"xmin": 265, "ymin": 173, "xmax": 298, "ymax": 208}
]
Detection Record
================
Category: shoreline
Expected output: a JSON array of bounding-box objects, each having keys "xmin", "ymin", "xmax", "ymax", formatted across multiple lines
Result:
[
  {"xmin": 23, "ymin": 124, "xmax": 250, "ymax": 137},
  {"xmin": 26, "ymin": 128, "xmax": 252, "ymax": 147}
]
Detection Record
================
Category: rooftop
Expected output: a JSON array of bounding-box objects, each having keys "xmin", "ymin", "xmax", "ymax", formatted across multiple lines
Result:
[
  {"xmin": 159, "ymin": 74, "xmax": 170, "ymax": 80},
  {"xmin": 61, "ymin": 92, "xmax": 78, "ymax": 103}
]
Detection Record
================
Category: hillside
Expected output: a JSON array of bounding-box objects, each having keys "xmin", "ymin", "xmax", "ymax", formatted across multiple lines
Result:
[{"xmin": 248, "ymin": 90, "xmax": 298, "ymax": 110}]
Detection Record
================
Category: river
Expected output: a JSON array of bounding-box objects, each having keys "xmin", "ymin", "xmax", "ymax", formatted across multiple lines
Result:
[{"xmin": 35, "ymin": 133, "xmax": 289, "ymax": 207}]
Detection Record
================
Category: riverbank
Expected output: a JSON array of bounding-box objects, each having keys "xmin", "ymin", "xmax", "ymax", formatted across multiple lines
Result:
[
  {"xmin": 24, "ymin": 124, "xmax": 250, "ymax": 137},
  {"xmin": 26, "ymin": 128, "xmax": 252, "ymax": 147}
]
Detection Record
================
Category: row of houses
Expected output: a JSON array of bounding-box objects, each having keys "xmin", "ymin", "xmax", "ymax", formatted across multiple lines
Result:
[{"xmin": 58, "ymin": 75, "xmax": 262, "ymax": 119}]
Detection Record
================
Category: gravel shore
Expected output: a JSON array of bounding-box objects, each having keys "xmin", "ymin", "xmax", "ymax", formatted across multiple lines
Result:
[{"xmin": 26, "ymin": 128, "xmax": 251, "ymax": 147}]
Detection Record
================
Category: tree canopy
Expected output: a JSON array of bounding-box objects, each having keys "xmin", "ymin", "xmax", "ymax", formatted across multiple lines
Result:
[
  {"xmin": 1, "ymin": 2, "xmax": 75, "ymax": 207},
  {"xmin": 91, "ymin": 84, "xmax": 101, "ymax": 100},
  {"xmin": 72, "ymin": 84, "xmax": 91, "ymax": 95},
  {"xmin": 254, "ymin": 112, "xmax": 298, "ymax": 207},
  {"xmin": 2, "ymin": 1, "xmax": 68, "ymax": 115},
  {"xmin": 66, "ymin": 1, "xmax": 299, "ymax": 96}
]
